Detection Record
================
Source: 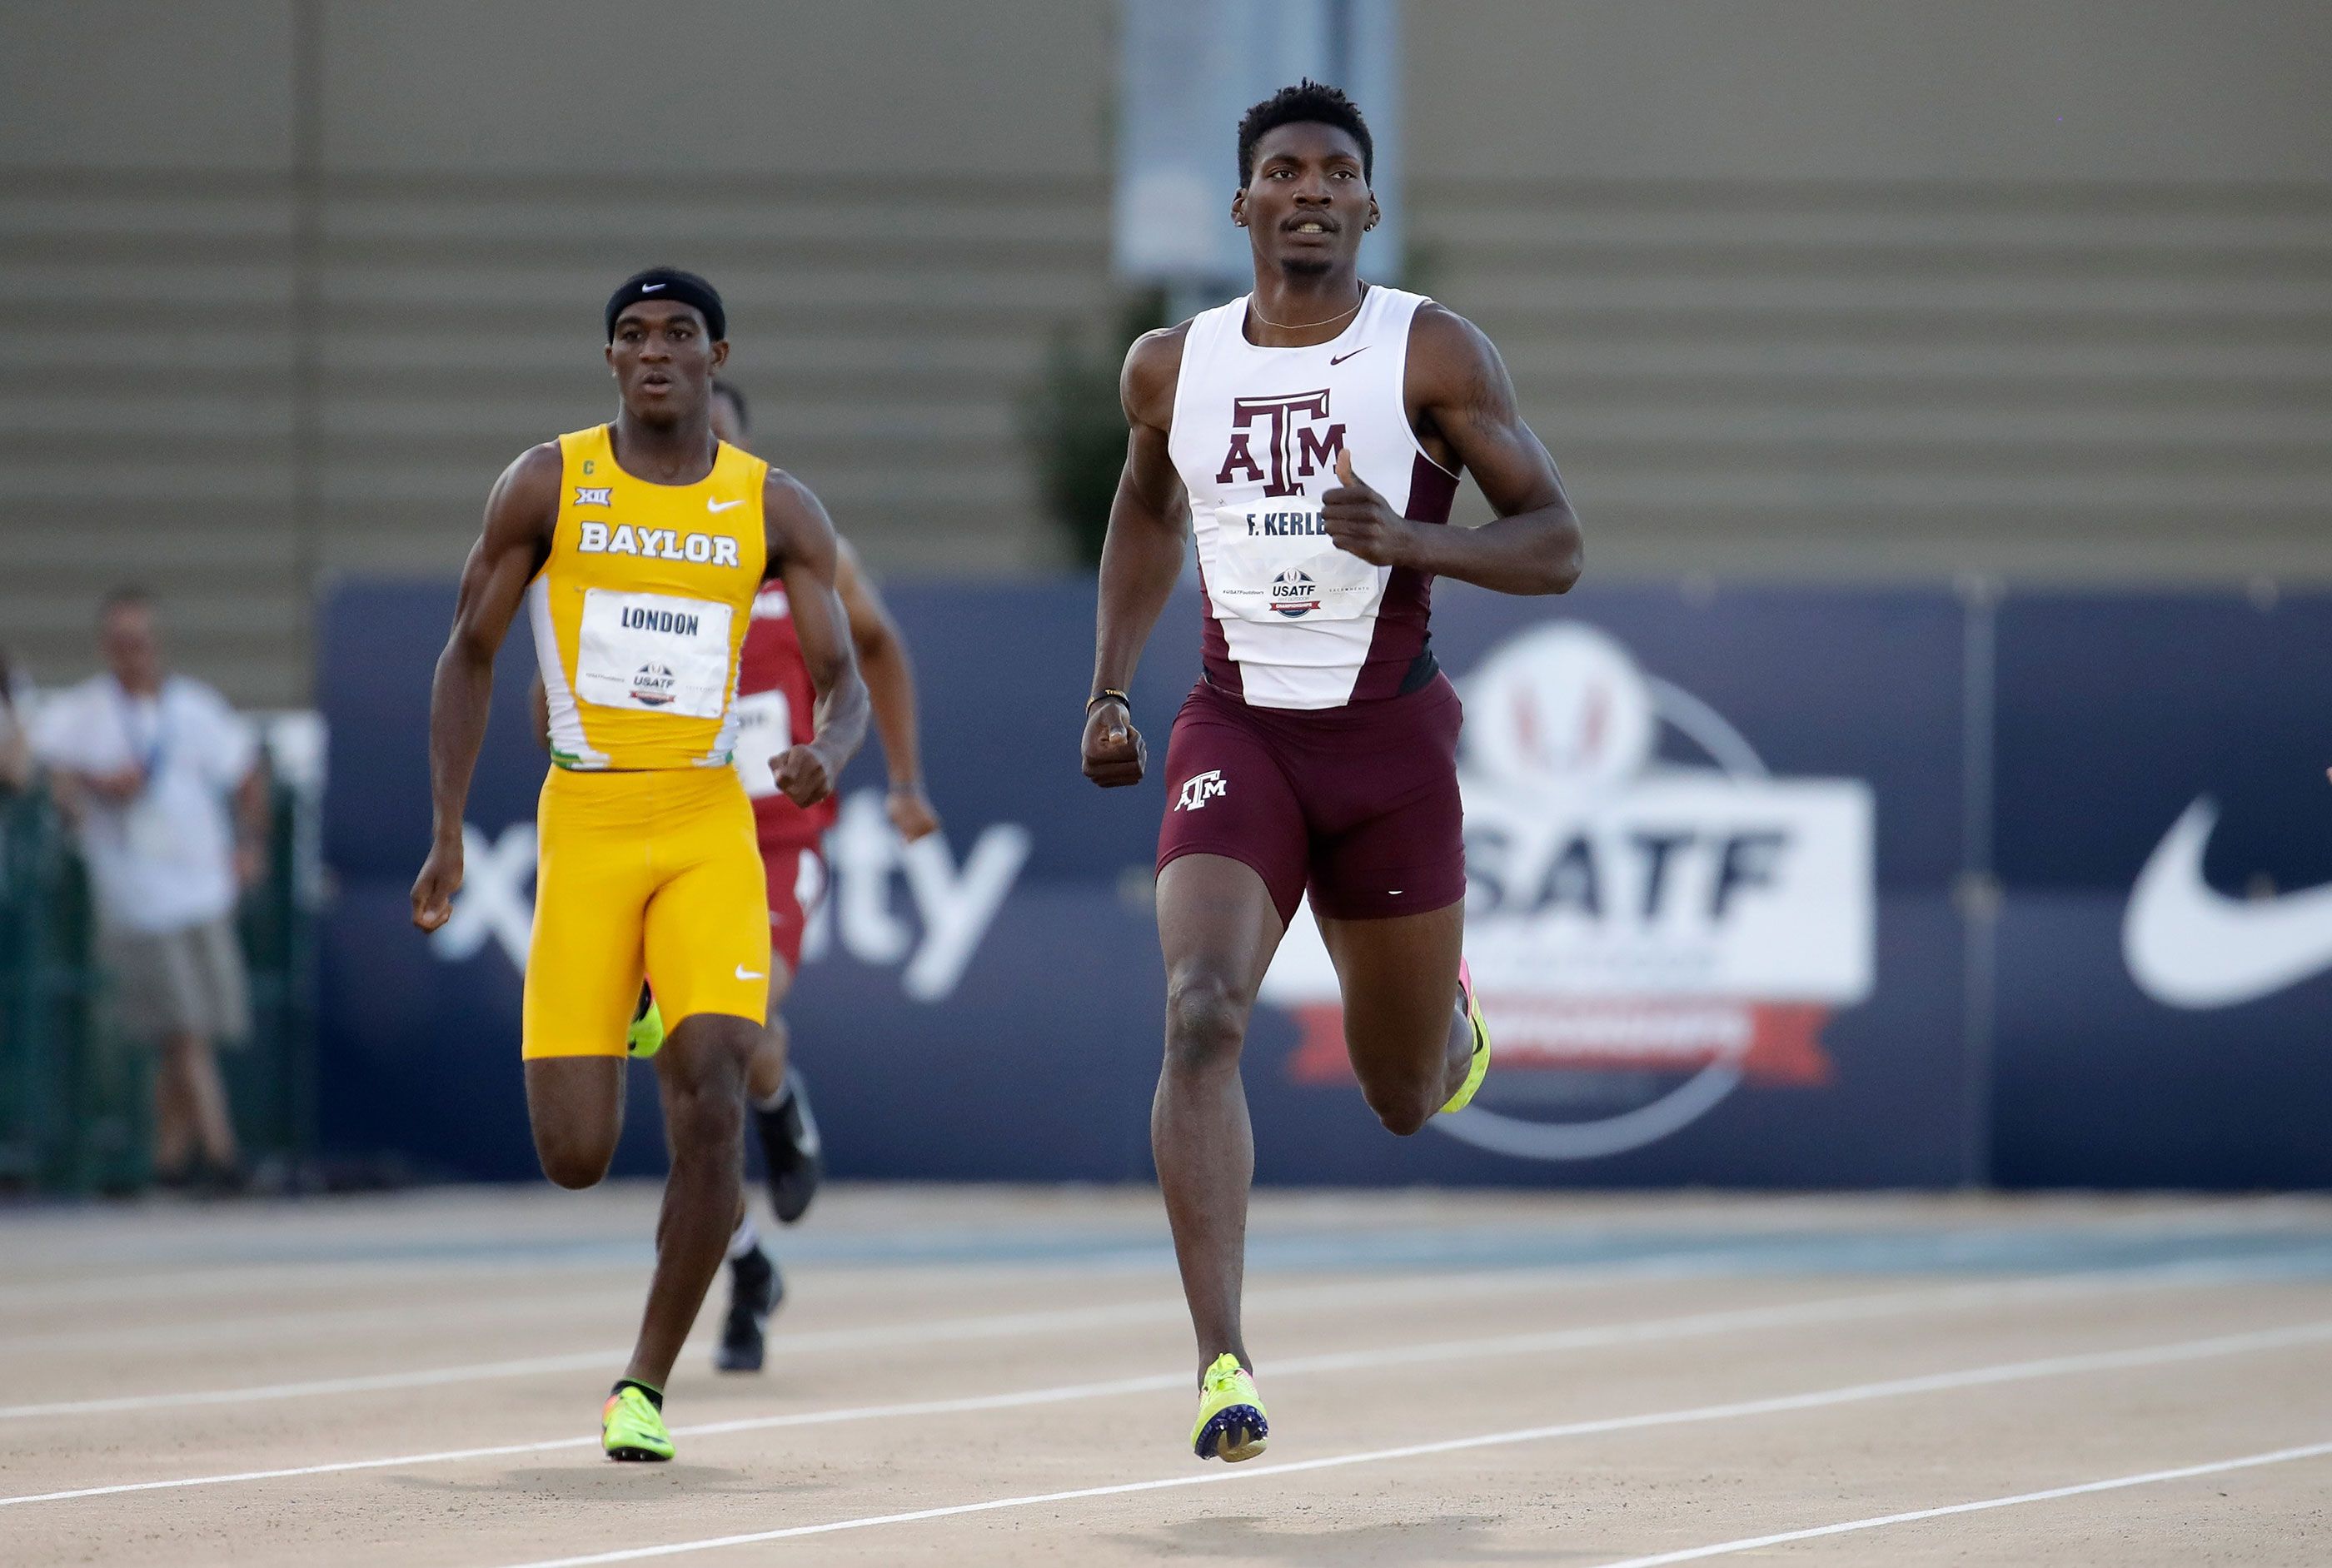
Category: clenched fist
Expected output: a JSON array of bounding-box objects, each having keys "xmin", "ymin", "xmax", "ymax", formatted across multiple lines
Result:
[
  {"xmin": 1081, "ymin": 697, "xmax": 1146, "ymax": 789},
  {"xmin": 773, "ymin": 744, "xmax": 835, "ymax": 808},
  {"xmin": 1320, "ymin": 447, "xmax": 1413, "ymax": 567}
]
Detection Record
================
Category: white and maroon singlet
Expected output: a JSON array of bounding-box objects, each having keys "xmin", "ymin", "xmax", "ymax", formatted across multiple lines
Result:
[{"xmin": 1168, "ymin": 284, "xmax": 1458, "ymax": 711}]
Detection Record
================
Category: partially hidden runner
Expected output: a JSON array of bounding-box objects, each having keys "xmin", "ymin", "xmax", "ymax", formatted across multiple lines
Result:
[
  {"xmin": 413, "ymin": 267, "xmax": 869, "ymax": 1461},
  {"xmin": 613, "ymin": 376, "xmax": 943, "ymax": 1375}
]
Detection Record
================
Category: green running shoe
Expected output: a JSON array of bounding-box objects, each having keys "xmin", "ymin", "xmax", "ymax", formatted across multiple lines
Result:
[
  {"xmin": 1440, "ymin": 957, "xmax": 1491, "ymax": 1115},
  {"xmin": 601, "ymin": 1382, "xmax": 673, "ymax": 1461},
  {"xmin": 626, "ymin": 991, "xmax": 665, "ymax": 1060},
  {"xmin": 1189, "ymin": 1352, "xmax": 1268, "ymax": 1463}
]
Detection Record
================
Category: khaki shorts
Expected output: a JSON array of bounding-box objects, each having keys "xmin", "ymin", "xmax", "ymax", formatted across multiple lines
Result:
[{"xmin": 101, "ymin": 917, "xmax": 252, "ymax": 1046}]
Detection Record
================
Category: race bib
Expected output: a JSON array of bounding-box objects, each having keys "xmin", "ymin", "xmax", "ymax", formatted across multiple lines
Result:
[
  {"xmin": 1209, "ymin": 498, "xmax": 1383, "ymax": 625},
  {"xmin": 574, "ymin": 589, "xmax": 735, "ymax": 719},
  {"xmin": 729, "ymin": 688, "xmax": 793, "ymax": 799}
]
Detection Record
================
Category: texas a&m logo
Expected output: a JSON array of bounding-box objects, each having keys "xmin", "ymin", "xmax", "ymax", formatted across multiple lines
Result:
[
  {"xmin": 1218, "ymin": 390, "xmax": 1344, "ymax": 499},
  {"xmin": 1175, "ymin": 769, "xmax": 1228, "ymax": 812}
]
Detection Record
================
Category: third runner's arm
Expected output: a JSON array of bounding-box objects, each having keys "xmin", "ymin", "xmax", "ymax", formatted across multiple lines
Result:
[
  {"xmin": 1320, "ymin": 305, "xmax": 1582, "ymax": 596},
  {"xmin": 833, "ymin": 538, "xmax": 939, "ymax": 841},
  {"xmin": 411, "ymin": 443, "xmax": 560, "ymax": 930},
  {"xmin": 763, "ymin": 470, "xmax": 870, "ymax": 808},
  {"xmin": 1083, "ymin": 324, "xmax": 1191, "ymax": 789}
]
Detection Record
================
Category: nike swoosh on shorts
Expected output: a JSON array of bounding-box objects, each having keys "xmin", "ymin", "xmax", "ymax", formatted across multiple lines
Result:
[{"xmin": 2123, "ymin": 796, "xmax": 2332, "ymax": 1008}]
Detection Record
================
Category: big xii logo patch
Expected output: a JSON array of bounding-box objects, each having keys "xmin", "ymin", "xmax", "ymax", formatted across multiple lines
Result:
[
  {"xmin": 1218, "ymin": 391, "xmax": 1343, "ymax": 497},
  {"xmin": 1260, "ymin": 623, "xmax": 1876, "ymax": 1160}
]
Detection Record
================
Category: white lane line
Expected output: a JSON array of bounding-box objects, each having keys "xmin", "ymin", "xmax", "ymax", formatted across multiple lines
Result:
[
  {"xmin": 484, "ymin": 1319, "xmax": 2332, "ymax": 1567},
  {"xmin": 0, "ymin": 1271, "xmax": 2310, "ymax": 1511},
  {"xmin": 1587, "ymin": 1439, "xmax": 2332, "ymax": 1567},
  {"xmin": 0, "ymin": 1249, "xmax": 1836, "ymax": 1421},
  {"xmin": 6, "ymin": 1245, "xmax": 2298, "ymax": 1425}
]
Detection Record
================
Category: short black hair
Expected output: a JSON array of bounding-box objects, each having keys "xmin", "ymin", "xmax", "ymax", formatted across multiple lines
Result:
[
  {"xmin": 100, "ymin": 585, "xmax": 152, "ymax": 618},
  {"xmin": 711, "ymin": 378, "xmax": 750, "ymax": 433},
  {"xmin": 1237, "ymin": 79, "xmax": 1373, "ymax": 187}
]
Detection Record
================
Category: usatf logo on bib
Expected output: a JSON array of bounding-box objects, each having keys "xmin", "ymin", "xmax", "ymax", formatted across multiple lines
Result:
[
  {"xmin": 1269, "ymin": 570, "xmax": 1321, "ymax": 618},
  {"xmin": 629, "ymin": 663, "xmax": 678, "ymax": 707}
]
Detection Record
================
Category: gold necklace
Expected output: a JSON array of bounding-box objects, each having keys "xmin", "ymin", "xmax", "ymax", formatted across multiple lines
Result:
[{"xmin": 1247, "ymin": 288, "xmax": 1365, "ymax": 331}]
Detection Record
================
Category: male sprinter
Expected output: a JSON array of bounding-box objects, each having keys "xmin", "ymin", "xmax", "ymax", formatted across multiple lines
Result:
[
  {"xmin": 693, "ymin": 377, "xmax": 942, "ymax": 1371},
  {"xmin": 412, "ymin": 268, "xmax": 868, "ymax": 1461},
  {"xmin": 1081, "ymin": 82, "xmax": 1582, "ymax": 1462}
]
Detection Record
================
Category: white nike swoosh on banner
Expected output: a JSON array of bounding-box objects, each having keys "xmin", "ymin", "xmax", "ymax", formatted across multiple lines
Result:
[
  {"xmin": 708, "ymin": 498, "xmax": 745, "ymax": 512},
  {"xmin": 2122, "ymin": 796, "xmax": 2332, "ymax": 1008}
]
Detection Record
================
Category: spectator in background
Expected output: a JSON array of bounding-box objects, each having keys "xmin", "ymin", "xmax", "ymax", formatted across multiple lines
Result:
[
  {"xmin": 0, "ymin": 646, "xmax": 30, "ymax": 794},
  {"xmin": 32, "ymin": 590, "xmax": 267, "ymax": 1191}
]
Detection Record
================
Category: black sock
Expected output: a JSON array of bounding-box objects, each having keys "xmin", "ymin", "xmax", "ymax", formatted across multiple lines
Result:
[{"xmin": 610, "ymin": 1378, "xmax": 663, "ymax": 1411}]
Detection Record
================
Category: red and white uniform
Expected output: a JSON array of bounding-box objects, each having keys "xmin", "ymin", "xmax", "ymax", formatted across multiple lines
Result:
[
  {"xmin": 1156, "ymin": 286, "xmax": 1468, "ymax": 924},
  {"xmin": 731, "ymin": 582, "xmax": 837, "ymax": 971}
]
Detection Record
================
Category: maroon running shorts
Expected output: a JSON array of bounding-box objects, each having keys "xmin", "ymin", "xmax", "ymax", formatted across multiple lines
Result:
[{"xmin": 1155, "ymin": 674, "xmax": 1466, "ymax": 926}]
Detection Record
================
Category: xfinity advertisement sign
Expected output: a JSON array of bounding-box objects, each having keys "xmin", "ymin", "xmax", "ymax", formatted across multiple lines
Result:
[{"xmin": 318, "ymin": 580, "xmax": 2332, "ymax": 1189}]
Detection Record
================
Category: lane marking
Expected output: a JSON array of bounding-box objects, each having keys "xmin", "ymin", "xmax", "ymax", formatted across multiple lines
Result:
[
  {"xmin": 6, "ymin": 1247, "xmax": 2304, "ymax": 1424},
  {"xmin": 484, "ymin": 1320, "xmax": 2332, "ymax": 1566},
  {"xmin": 1587, "ymin": 1438, "xmax": 2332, "ymax": 1567},
  {"xmin": 0, "ymin": 1249, "xmax": 1872, "ymax": 1421},
  {"xmin": 7, "ymin": 1193, "xmax": 2320, "ymax": 1302},
  {"xmin": 2, "ymin": 1273, "xmax": 2317, "ymax": 1511}
]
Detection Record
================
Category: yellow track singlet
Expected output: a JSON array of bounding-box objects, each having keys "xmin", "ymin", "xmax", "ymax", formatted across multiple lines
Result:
[
  {"xmin": 526, "ymin": 424, "xmax": 770, "ymax": 771},
  {"xmin": 518, "ymin": 424, "xmax": 777, "ymax": 1058}
]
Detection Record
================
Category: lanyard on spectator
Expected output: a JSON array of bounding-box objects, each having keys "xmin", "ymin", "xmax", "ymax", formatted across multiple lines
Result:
[{"xmin": 110, "ymin": 678, "xmax": 170, "ymax": 784}]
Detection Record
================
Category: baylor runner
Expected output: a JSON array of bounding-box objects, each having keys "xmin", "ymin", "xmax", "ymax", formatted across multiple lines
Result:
[{"xmin": 411, "ymin": 266, "xmax": 868, "ymax": 1461}]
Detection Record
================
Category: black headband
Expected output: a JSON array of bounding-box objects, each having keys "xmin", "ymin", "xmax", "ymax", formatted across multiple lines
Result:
[{"xmin": 605, "ymin": 268, "xmax": 725, "ymax": 341}]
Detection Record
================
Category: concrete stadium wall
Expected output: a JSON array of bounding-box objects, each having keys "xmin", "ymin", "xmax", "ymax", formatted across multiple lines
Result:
[{"xmin": 6, "ymin": 2, "xmax": 2330, "ymax": 704}]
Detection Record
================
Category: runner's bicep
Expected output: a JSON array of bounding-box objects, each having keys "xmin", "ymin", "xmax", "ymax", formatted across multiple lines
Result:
[
  {"xmin": 449, "ymin": 450, "xmax": 556, "ymax": 660},
  {"xmin": 1424, "ymin": 320, "xmax": 1565, "ymax": 521},
  {"xmin": 765, "ymin": 474, "xmax": 858, "ymax": 698}
]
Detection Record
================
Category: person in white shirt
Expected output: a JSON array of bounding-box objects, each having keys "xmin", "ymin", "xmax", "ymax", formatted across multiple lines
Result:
[{"xmin": 33, "ymin": 590, "xmax": 267, "ymax": 1188}]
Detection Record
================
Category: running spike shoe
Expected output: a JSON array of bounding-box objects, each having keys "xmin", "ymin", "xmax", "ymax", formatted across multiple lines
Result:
[
  {"xmin": 600, "ymin": 1383, "xmax": 673, "ymax": 1461},
  {"xmin": 713, "ymin": 1246, "xmax": 784, "ymax": 1373},
  {"xmin": 1439, "ymin": 958, "xmax": 1491, "ymax": 1115},
  {"xmin": 1190, "ymin": 1352, "xmax": 1268, "ymax": 1463},
  {"xmin": 625, "ymin": 990, "xmax": 665, "ymax": 1060},
  {"xmin": 755, "ymin": 1068, "xmax": 824, "ymax": 1225}
]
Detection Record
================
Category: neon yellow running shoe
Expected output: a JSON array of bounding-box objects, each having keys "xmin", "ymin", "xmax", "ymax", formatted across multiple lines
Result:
[
  {"xmin": 601, "ymin": 1383, "xmax": 673, "ymax": 1461},
  {"xmin": 1440, "ymin": 958, "xmax": 1491, "ymax": 1115},
  {"xmin": 1190, "ymin": 1352, "xmax": 1268, "ymax": 1463},
  {"xmin": 626, "ymin": 992, "xmax": 665, "ymax": 1060}
]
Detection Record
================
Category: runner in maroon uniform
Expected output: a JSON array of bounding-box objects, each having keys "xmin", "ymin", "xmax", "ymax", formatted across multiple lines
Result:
[
  {"xmin": 1082, "ymin": 82, "xmax": 1582, "ymax": 1461},
  {"xmin": 708, "ymin": 380, "xmax": 940, "ymax": 1370}
]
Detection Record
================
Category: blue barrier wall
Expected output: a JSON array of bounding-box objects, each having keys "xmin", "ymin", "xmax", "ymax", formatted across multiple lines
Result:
[{"xmin": 318, "ymin": 580, "xmax": 2332, "ymax": 1189}]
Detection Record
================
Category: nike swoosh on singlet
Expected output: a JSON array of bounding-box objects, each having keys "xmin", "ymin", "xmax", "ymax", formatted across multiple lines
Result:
[
  {"xmin": 2122, "ymin": 796, "xmax": 2332, "ymax": 1008},
  {"xmin": 708, "ymin": 498, "xmax": 746, "ymax": 512},
  {"xmin": 1329, "ymin": 347, "xmax": 1370, "ymax": 366}
]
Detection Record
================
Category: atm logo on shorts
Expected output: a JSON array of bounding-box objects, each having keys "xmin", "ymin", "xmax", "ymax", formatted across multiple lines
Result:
[
  {"xmin": 1175, "ymin": 770, "xmax": 1228, "ymax": 811},
  {"xmin": 630, "ymin": 663, "xmax": 678, "ymax": 707},
  {"xmin": 1269, "ymin": 570, "xmax": 1321, "ymax": 618}
]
